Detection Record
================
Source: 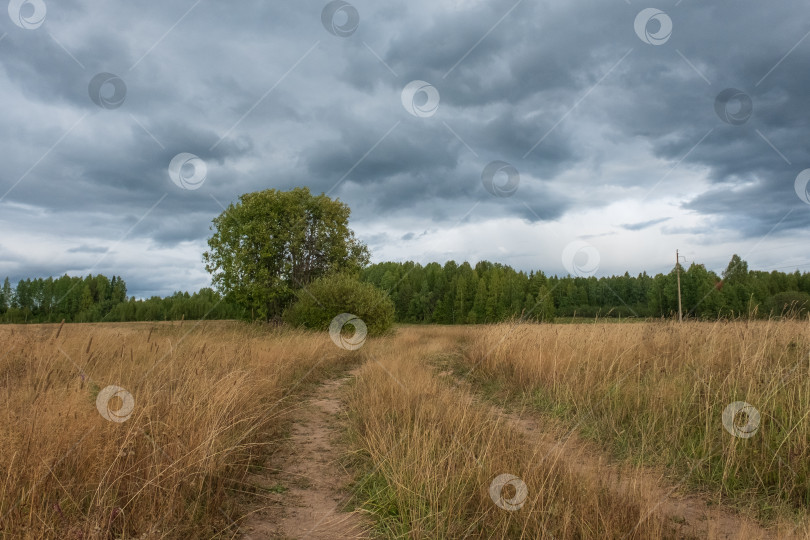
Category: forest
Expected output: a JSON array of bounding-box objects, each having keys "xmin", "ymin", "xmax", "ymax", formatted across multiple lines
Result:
[
  {"xmin": 1, "ymin": 254, "xmax": 809, "ymax": 324},
  {"xmin": 0, "ymin": 274, "xmax": 242, "ymax": 323},
  {"xmin": 361, "ymin": 255, "xmax": 810, "ymax": 323}
]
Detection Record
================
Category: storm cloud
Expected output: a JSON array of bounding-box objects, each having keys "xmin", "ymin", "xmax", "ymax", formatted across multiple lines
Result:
[{"xmin": 1, "ymin": 0, "xmax": 809, "ymax": 296}]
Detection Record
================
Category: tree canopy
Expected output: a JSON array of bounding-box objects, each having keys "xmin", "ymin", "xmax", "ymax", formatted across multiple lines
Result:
[{"xmin": 203, "ymin": 187, "xmax": 369, "ymax": 320}]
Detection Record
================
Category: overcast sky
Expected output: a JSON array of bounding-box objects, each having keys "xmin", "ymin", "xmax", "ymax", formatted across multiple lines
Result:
[{"xmin": 1, "ymin": 0, "xmax": 809, "ymax": 297}]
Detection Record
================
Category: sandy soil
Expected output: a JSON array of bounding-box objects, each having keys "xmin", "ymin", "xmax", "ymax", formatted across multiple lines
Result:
[{"xmin": 240, "ymin": 370, "xmax": 372, "ymax": 539}]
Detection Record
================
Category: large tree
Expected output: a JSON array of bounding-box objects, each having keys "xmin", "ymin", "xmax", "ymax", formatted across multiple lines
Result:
[{"xmin": 203, "ymin": 187, "xmax": 369, "ymax": 320}]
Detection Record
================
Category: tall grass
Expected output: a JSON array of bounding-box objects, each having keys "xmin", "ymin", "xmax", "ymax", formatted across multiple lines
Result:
[
  {"xmin": 6, "ymin": 319, "xmax": 807, "ymax": 538},
  {"xmin": 344, "ymin": 326, "xmax": 678, "ymax": 539},
  {"xmin": 461, "ymin": 320, "xmax": 810, "ymax": 522},
  {"xmin": 0, "ymin": 321, "xmax": 355, "ymax": 539}
]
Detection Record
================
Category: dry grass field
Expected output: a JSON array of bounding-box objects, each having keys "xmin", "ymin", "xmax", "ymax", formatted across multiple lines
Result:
[
  {"xmin": 461, "ymin": 321, "xmax": 810, "ymax": 519},
  {"xmin": 0, "ymin": 321, "xmax": 356, "ymax": 539},
  {"xmin": 1, "ymin": 319, "xmax": 809, "ymax": 539}
]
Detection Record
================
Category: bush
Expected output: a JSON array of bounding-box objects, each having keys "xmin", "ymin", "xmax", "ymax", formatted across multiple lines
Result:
[{"xmin": 283, "ymin": 274, "xmax": 395, "ymax": 336}]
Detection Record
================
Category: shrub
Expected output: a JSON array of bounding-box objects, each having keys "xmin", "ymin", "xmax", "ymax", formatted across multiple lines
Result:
[{"xmin": 283, "ymin": 274, "xmax": 395, "ymax": 336}]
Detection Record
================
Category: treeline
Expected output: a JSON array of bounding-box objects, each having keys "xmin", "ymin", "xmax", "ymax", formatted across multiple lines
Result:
[
  {"xmin": 360, "ymin": 255, "xmax": 810, "ymax": 323},
  {"xmin": 4, "ymin": 254, "xmax": 810, "ymax": 324},
  {"xmin": 0, "ymin": 274, "xmax": 242, "ymax": 323}
]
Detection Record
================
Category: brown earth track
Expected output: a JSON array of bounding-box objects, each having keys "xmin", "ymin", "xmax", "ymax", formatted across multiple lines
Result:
[
  {"xmin": 240, "ymin": 369, "xmax": 372, "ymax": 539},
  {"xmin": 237, "ymin": 334, "xmax": 805, "ymax": 539}
]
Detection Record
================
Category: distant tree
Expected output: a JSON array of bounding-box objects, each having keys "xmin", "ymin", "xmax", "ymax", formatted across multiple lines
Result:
[
  {"xmin": 532, "ymin": 284, "xmax": 556, "ymax": 322},
  {"xmin": 409, "ymin": 281, "xmax": 433, "ymax": 322},
  {"xmin": 722, "ymin": 254, "xmax": 749, "ymax": 284},
  {"xmin": 203, "ymin": 188, "xmax": 369, "ymax": 321},
  {"xmin": 470, "ymin": 278, "xmax": 488, "ymax": 323},
  {"xmin": 80, "ymin": 285, "xmax": 94, "ymax": 311},
  {"xmin": 0, "ymin": 277, "xmax": 10, "ymax": 314},
  {"xmin": 453, "ymin": 275, "xmax": 468, "ymax": 324},
  {"xmin": 485, "ymin": 269, "xmax": 502, "ymax": 321},
  {"xmin": 111, "ymin": 276, "xmax": 128, "ymax": 304},
  {"xmin": 681, "ymin": 263, "xmax": 722, "ymax": 319}
]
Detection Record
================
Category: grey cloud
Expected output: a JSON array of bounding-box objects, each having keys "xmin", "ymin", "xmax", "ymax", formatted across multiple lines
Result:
[
  {"xmin": 620, "ymin": 217, "xmax": 670, "ymax": 231},
  {"xmin": 2, "ymin": 0, "xmax": 810, "ymax": 295},
  {"xmin": 67, "ymin": 244, "xmax": 108, "ymax": 253}
]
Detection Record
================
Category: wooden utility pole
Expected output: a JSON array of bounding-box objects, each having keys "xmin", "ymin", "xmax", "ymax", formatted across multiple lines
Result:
[{"xmin": 676, "ymin": 249, "xmax": 683, "ymax": 322}]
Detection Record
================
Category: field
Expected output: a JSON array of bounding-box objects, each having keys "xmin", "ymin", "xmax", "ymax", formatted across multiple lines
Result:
[{"xmin": 1, "ymin": 319, "xmax": 809, "ymax": 539}]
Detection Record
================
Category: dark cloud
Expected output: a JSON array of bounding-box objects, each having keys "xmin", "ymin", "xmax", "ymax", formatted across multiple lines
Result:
[{"xmin": 1, "ymin": 0, "xmax": 810, "ymax": 296}]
